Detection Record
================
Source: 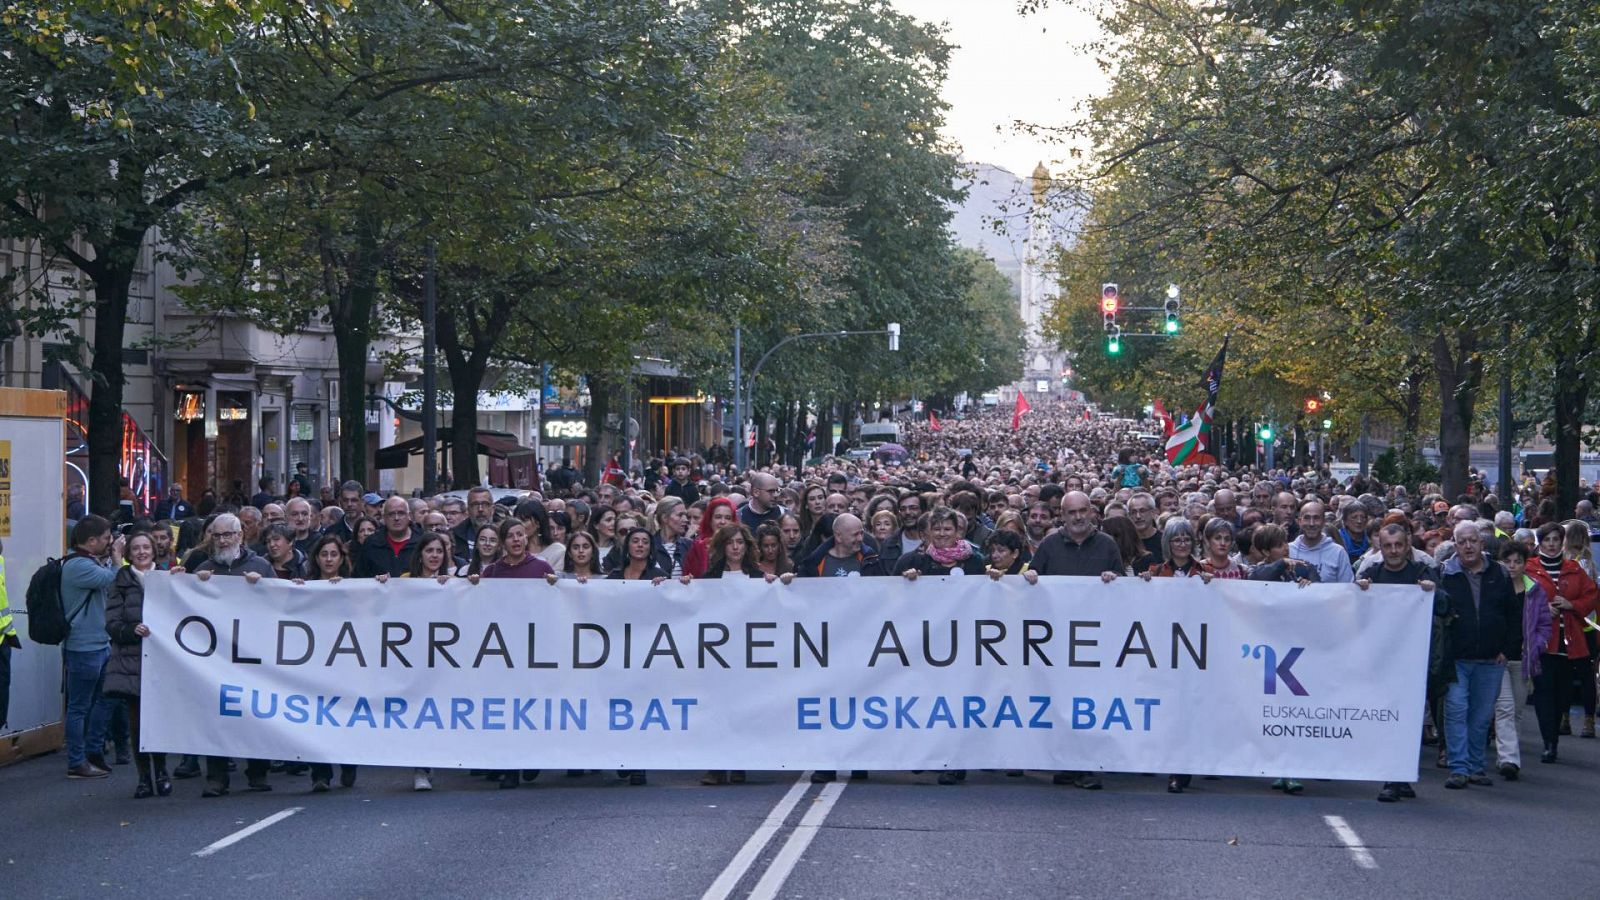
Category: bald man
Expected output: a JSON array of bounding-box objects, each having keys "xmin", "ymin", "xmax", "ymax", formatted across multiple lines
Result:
[
  {"xmin": 740, "ymin": 472, "xmax": 786, "ymax": 531},
  {"xmin": 353, "ymin": 496, "xmax": 422, "ymax": 578},
  {"xmin": 1024, "ymin": 491, "xmax": 1122, "ymax": 578}
]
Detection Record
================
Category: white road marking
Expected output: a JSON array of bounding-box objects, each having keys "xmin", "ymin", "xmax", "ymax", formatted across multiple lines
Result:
[
  {"xmin": 193, "ymin": 807, "xmax": 303, "ymax": 858},
  {"xmin": 702, "ymin": 774, "xmax": 814, "ymax": 900},
  {"xmin": 1323, "ymin": 814, "xmax": 1378, "ymax": 869},
  {"xmin": 747, "ymin": 780, "xmax": 848, "ymax": 900}
]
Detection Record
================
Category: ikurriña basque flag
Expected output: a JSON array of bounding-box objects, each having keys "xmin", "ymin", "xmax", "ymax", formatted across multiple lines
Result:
[{"xmin": 1166, "ymin": 336, "xmax": 1228, "ymax": 466}]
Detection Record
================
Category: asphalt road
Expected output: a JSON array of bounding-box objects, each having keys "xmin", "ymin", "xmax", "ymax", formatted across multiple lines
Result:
[{"xmin": 6, "ymin": 713, "xmax": 1599, "ymax": 900}]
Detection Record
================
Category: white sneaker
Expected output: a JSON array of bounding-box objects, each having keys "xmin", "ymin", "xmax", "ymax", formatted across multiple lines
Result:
[{"xmin": 413, "ymin": 773, "xmax": 432, "ymax": 792}]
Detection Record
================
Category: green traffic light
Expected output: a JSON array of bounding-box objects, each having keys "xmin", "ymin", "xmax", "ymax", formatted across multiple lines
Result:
[
  {"xmin": 1107, "ymin": 338, "xmax": 1121, "ymax": 355},
  {"xmin": 1322, "ymin": 418, "xmax": 1332, "ymax": 430},
  {"xmin": 1165, "ymin": 318, "xmax": 1179, "ymax": 333},
  {"xmin": 1259, "ymin": 427, "xmax": 1273, "ymax": 441}
]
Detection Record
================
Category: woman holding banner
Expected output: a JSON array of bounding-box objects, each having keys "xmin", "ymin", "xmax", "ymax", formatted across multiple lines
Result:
[
  {"xmin": 103, "ymin": 531, "xmax": 170, "ymax": 799},
  {"xmin": 559, "ymin": 531, "xmax": 603, "ymax": 581},
  {"xmin": 600, "ymin": 527, "xmax": 665, "ymax": 786},
  {"xmin": 482, "ymin": 518, "xmax": 556, "ymax": 789},
  {"xmin": 896, "ymin": 508, "xmax": 986, "ymax": 786},
  {"xmin": 1139, "ymin": 518, "xmax": 1209, "ymax": 793}
]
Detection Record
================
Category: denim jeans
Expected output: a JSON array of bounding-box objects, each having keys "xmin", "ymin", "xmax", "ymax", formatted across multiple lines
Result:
[
  {"xmin": 63, "ymin": 647, "xmax": 112, "ymax": 769},
  {"xmin": 1445, "ymin": 659, "xmax": 1504, "ymax": 776}
]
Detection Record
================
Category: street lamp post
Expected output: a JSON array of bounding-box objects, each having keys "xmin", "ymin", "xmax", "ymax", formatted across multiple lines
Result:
[{"xmin": 731, "ymin": 324, "xmax": 901, "ymax": 471}]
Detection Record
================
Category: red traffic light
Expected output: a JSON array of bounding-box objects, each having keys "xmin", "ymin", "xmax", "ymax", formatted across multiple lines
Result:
[
  {"xmin": 1303, "ymin": 397, "xmax": 1321, "ymax": 413},
  {"xmin": 1101, "ymin": 283, "xmax": 1119, "ymax": 314}
]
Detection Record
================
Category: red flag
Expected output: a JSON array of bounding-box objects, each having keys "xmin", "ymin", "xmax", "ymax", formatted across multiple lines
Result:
[
  {"xmin": 1152, "ymin": 399, "xmax": 1174, "ymax": 438},
  {"xmin": 928, "ymin": 411, "xmax": 942, "ymax": 432},
  {"xmin": 1012, "ymin": 392, "xmax": 1032, "ymax": 431}
]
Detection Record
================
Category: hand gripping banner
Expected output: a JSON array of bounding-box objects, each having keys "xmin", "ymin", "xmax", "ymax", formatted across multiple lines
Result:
[{"xmin": 139, "ymin": 573, "xmax": 1431, "ymax": 781}]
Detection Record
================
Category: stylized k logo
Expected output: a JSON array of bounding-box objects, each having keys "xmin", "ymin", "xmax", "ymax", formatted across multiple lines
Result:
[{"xmin": 1244, "ymin": 644, "xmax": 1308, "ymax": 696}]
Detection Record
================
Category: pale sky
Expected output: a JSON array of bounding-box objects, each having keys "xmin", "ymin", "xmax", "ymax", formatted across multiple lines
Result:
[{"xmin": 890, "ymin": 0, "xmax": 1108, "ymax": 178}]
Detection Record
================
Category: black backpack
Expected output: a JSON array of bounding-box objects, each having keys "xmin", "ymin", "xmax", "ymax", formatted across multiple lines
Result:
[{"xmin": 25, "ymin": 555, "xmax": 91, "ymax": 646}]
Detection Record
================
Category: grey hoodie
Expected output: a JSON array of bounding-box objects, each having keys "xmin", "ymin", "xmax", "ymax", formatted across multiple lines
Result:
[{"xmin": 1289, "ymin": 534, "xmax": 1354, "ymax": 583}]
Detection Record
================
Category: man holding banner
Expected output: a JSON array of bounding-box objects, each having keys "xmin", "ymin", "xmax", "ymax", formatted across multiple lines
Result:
[{"xmin": 187, "ymin": 513, "xmax": 275, "ymax": 797}]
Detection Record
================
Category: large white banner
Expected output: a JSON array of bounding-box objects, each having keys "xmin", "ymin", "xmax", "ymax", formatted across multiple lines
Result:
[{"xmin": 140, "ymin": 573, "xmax": 1432, "ymax": 781}]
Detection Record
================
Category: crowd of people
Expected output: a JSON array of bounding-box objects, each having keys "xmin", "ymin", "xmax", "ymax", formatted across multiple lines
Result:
[{"xmin": 39, "ymin": 401, "xmax": 1600, "ymax": 804}]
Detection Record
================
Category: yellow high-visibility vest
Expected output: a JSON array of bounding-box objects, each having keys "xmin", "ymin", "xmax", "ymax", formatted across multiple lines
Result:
[{"xmin": 0, "ymin": 557, "xmax": 15, "ymax": 641}]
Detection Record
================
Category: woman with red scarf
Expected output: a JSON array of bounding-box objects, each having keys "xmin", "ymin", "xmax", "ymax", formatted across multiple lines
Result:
[
  {"xmin": 682, "ymin": 497, "xmax": 737, "ymax": 578},
  {"xmin": 1527, "ymin": 523, "xmax": 1600, "ymax": 762}
]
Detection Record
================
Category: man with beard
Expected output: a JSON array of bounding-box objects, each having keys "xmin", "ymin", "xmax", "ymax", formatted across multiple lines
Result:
[
  {"xmin": 186, "ymin": 513, "xmax": 274, "ymax": 796},
  {"xmin": 450, "ymin": 486, "xmax": 497, "ymax": 557}
]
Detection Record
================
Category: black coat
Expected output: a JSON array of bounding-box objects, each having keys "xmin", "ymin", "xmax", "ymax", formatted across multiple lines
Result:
[
  {"xmin": 103, "ymin": 566, "xmax": 147, "ymax": 699},
  {"xmin": 1438, "ymin": 557, "xmax": 1522, "ymax": 663},
  {"xmin": 353, "ymin": 529, "xmax": 423, "ymax": 578}
]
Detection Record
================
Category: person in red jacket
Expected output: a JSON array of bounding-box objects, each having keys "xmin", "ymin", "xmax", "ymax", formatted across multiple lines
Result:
[
  {"xmin": 681, "ymin": 497, "xmax": 736, "ymax": 578},
  {"xmin": 1527, "ymin": 523, "xmax": 1600, "ymax": 763}
]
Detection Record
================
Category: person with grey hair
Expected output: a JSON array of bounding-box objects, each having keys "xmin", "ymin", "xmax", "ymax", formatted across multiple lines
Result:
[
  {"xmin": 1437, "ymin": 520, "xmax": 1522, "ymax": 790},
  {"xmin": 178, "ymin": 513, "xmax": 274, "ymax": 796},
  {"xmin": 1578, "ymin": 499, "xmax": 1600, "ymax": 526}
]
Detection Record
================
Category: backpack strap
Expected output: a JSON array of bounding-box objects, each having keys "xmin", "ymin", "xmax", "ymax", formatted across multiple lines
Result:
[{"xmin": 61, "ymin": 553, "xmax": 97, "ymax": 629}]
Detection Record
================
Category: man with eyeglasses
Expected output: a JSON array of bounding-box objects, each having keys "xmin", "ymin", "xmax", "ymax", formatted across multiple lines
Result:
[
  {"xmin": 184, "ymin": 513, "xmax": 275, "ymax": 797},
  {"xmin": 450, "ymin": 486, "xmax": 497, "ymax": 556},
  {"xmin": 354, "ymin": 496, "xmax": 423, "ymax": 578},
  {"xmin": 739, "ymin": 472, "xmax": 786, "ymax": 531}
]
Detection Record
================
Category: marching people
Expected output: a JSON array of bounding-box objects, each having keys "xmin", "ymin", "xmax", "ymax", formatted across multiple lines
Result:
[
  {"xmin": 1438, "ymin": 521, "xmax": 1522, "ymax": 790},
  {"xmin": 1527, "ymin": 522, "xmax": 1599, "ymax": 762},
  {"xmin": 1487, "ymin": 540, "xmax": 1547, "ymax": 782},
  {"xmin": 895, "ymin": 507, "xmax": 986, "ymax": 786},
  {"xmin": 355, "ymin": 496, "xmax": 422, "ymax": 578},
  {"xmin": 457, "ymin": 522, "xmax": 501, "ymax": 577},
  {"xmin": 95, "ymin": 399, "xmax": 1600, "ymax": 803},
  {"xmin": 61, "ymin": 516, "xmax": 123, "ymax": 780},
  {"xmin": 103, "ymin": 530, "xmax": 167, "ymax": 797},
  {"xmin": 179, "ymin": 513, "xmax": 276, "ymax": 796}
]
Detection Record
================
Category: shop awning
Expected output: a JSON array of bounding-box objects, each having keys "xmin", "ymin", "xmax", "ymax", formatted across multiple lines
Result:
[{"xmin": 374, "ymin": 428, "xmax": 536, "ymax": 470}]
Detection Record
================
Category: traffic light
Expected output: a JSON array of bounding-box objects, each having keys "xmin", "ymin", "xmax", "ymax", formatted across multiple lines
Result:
[
  {"xmin": 1107, "ymin": 327, "xmax": 1122, "ymax": 355},
  {"xmin": 1101, "ymin": 283, "xmax": 1119, "ymax": 337},
  {"xmin": 1322, "ymin": 418, "xmax": 1333, "ymax": 430},
  {"xmin": 1303, "ymin": 396, "xmax": 1321, "ymax": 414},
  {"xmin": 1258, "ymin": 423, "xmax": 1274, "ymax": 441},
  {"xmin": 1164, "ymin": 284, "xmax": 1180, "ymax": 334}
]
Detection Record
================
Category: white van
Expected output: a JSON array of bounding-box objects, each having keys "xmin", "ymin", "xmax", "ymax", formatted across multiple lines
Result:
[{"xmin": 857, "ymin": 422, "xmax": 901, "ymax": 448}]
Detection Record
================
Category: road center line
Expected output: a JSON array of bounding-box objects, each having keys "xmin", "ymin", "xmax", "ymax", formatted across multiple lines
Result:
[
  {"xmin": 747, "ymin": 780, "xmax": 848, "ymax": 900},
  {"xmin": 1323, "ymin": 814, "xmax": 1378, "ymax": 870},
  {"xmin": 194, "ymin": 807, "xmax": 304, "ymax": 858},
  {"xmin": 702, "ymin": 773, "xmax": 815, "ymax": 900}
]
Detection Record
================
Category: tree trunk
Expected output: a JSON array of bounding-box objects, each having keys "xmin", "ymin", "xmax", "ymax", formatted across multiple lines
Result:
[
  {"xmin": 583, "ymin": 376, "xmax": 609, "ymax": 487},
  {"xmin": 1399, "ymin": 351, "xmax": 1426, "ymax": 468},
  {"xmin": 436, "ymin": 299, "xmax": 493, "ymax": 490},
  {"xmin": 335, "ymin": 322, "xmax": 372, "ymax": 487},
  {"xmin": 775, "ymin": 397, "xmax": 792, "ymax": 465},
  {"xmin": 86, "ymin": 256, "xmax": 136, "ymax": 516},
  {"xmin": 332, "ymin": 216, "xmax": 382, "ymax": 486},
  {"xmin": 1433, "ymin": 327, "xmax": 1484, "ymax": 501},
  {"xmin": 816, "ymin": 397, "xmax": 834, "ymax": 457},
  {"xmin": 1552, "ymin": 330, "xmax": 1595, "ymax": 520}
]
